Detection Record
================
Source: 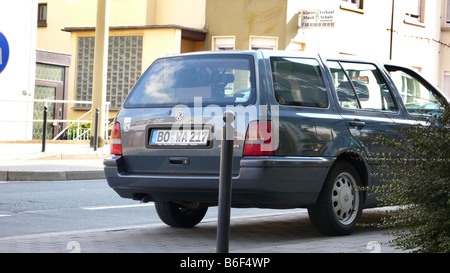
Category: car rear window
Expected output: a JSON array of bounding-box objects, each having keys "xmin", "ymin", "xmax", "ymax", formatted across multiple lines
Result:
[{"xmin": 123, "ymin": 54, "xmax": 256, "ymax": 108}]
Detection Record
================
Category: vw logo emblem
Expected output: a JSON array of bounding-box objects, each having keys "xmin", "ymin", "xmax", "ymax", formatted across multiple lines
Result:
[{"xmin": 174, "ymin": 110, "xmax": 184, "ymax": 121}]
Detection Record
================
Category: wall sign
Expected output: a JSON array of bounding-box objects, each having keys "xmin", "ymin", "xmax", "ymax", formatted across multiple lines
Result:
[
  {"xmin": 0, "ymin": 32, "xmax": 10, "ymax": 73},
  {"xmin": 299, "ymin": 9, "xmax": 335, "ymax": 28}
]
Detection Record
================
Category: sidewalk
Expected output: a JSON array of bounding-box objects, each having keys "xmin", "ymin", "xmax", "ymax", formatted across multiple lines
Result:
[
  {"xmin": 0, "ymin": 209, "xmax": 406, "ymax": 253},
  {"xmin": 0, "ymin": 141, "xmax": 108, "ymax": 181},
  {"xmin": 0, "ymin": 142, "xmax": 412, "ymax": 255}
]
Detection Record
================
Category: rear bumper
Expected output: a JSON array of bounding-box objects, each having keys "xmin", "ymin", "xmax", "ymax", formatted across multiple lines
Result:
[{"xmin": 104, "ymin": 155, "xmax": 335, "ymax": 208}]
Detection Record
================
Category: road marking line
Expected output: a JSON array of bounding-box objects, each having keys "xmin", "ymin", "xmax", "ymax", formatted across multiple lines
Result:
[
  {"xmin": 0, "ymin": 214, "xmax": 11, "ymax": 218},
  {"xmin": 0, "ymin": 210, "xmax": 305, "ymax": 241},
  {"xmin": 10, "ymin": 204, "xmax": 154, "ymax": 215},
  {"xmin": 0, "ymin": 222, "xmax": 168, "ymax": 241},
  {"xmin": 203, "ymin": 209, "xmax": 307, "ymax": 223},
  {"xmin": 80, "ymin": 203, "xmax": 154, "ymax": 210}
]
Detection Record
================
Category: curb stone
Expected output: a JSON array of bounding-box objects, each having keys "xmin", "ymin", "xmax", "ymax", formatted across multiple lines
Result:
[{"xmin": 1, "ymin": 170, "xmax": 105, "ymax": 182}]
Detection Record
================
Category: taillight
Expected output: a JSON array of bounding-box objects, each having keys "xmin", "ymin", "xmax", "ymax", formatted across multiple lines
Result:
[
  {"xmin": 110, "ymin": 122, "xmax": 122, "ymax": 155},
  {"xmin": 243, "ymin": 121, "xmax": 275, "ymax": 156}
]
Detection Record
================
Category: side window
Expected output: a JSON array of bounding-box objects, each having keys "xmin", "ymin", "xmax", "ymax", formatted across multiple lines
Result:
[
  {"xmin": 328, "ymin": 61, "xmax": 360, "ymax": 109},
  {"xmin": 387, "ymin": 67, "xmax": 441, "ymax": 115},
  {"xmin": 329, "ymin": 61, "xmax": 396, "ymax": 112},
  {"xmin": 270, "ymin": 57, "xmax": 328, "ymax": 108}
]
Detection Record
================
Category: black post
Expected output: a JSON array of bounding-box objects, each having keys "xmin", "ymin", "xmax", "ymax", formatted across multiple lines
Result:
[
  {"xmin": 41, "ymin": 106, "xmax": 48, "ymax": 153},
  {"xmin": 94, "ymin": 108, "xmax": 99, "ymax": 151},
  {"xmin": 216, "ymin": 110, "xmax": 235, "ymax": 253}
]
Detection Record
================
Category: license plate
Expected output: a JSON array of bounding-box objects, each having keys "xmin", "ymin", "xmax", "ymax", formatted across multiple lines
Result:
[{"xmin": 150, "ymin": 129, "xmax": 209, "ymax": 146}]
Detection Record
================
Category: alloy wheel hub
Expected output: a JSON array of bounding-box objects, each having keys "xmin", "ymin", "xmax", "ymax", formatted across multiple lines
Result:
[{"xmin": 331, "ymin": 173, "xmax": 358, "ymax": 225}]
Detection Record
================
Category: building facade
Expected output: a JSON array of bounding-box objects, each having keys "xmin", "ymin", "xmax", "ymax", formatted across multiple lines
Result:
[
  {"xmin": 441, "ymin": 0, "xmax": 450, "ymax": 96},
  {"xmin": 206, "ymin": 0, "xmax": 449, "ymax": 99},
  {"xmin": 36, "ymin": 0, "xmax": 207, "ymax": 141},
  {"xmin": 0, "ymin": 0, "xmax": 38, "ymax": 141},
  {"xmin": 1, "ymin": 0, "xmax": 449, "ymax": 141}
]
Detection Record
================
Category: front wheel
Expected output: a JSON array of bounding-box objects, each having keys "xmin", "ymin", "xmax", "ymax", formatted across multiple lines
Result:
[
  {"xmin": 307, "ymin": 162, "xmax": 364, "ymax": 236},
  {"xmin": 155, "ymin": 201, "xmax": 208, "ymax": 228}
]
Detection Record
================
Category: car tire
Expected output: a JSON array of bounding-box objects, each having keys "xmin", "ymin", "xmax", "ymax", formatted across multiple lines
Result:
[
  {"xmin": 307, "ymin": 161, "xmax": 363, "ymax": 236},
  {"xmin": 155, "ymin": 201, "xmax": 208, "ymax": 228}
]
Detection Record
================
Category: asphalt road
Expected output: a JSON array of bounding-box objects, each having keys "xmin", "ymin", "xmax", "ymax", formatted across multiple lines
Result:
[
  {"xmin": 0, "ymin": 179, "xmax": 409, "ymax": 255},
  {"xmin": 0, "ymin": 179, "xmax": 294, "ymax": 237},
  {"xmin": 0, "ymin": 156, "xmax": 433, "ymax": 262}
]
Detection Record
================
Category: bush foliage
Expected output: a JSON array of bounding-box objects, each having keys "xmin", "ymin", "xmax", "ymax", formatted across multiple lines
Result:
[{"xmin": 365, "ymin": 101, "xmax": 449, "ymax": 253}]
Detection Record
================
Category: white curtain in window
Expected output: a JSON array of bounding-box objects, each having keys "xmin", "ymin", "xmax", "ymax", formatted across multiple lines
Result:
[
  {"xmin": 446, "ymin": 0, "xmax": 450, "ymax": 24},
  {"xmin": 405, "ymin": 0, "xmax": 421, "ymax": 18},
  {"xmin": 444, "ymin": 74, "xmax": 450, "ymax": 98}
]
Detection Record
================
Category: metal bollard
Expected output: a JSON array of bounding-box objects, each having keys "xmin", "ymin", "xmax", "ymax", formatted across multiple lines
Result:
[
  {"xmin": 41, "ymin": 106, "xmax": 48, "ymax": 153},
  {"xmin": 216, "ymin": 110, "xmax": 235, "ymax": 253},
  {"xmin": 94, "ymin": 108, "xmax": 99, "ymax": 151}
]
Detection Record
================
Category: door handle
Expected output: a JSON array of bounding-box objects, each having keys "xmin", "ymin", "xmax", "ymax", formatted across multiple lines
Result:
[
  {"xmin": 169, "ymin": 157, "xmax": 189, "ymax": 165},
  {"xmin": 349, "ymin": 119, "xmax": 366, "ymax": 128}
]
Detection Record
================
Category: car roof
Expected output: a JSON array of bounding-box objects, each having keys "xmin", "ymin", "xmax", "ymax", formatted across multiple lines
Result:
[
  {"xmin": 157, "ymin": 49, "xmax": 389, "ymax": 64},
  {"xmin": 152, "ymin": 50, "xmax": 449, "ymax": 102},
  {"xmin": 156, "ymin": 50, "xmax": 323, "ymax": 60}
]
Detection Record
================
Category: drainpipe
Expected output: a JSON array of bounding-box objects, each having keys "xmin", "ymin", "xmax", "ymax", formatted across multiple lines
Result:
[{"xmin": 390, "ymin": 0, "xmax": 395, "ymax": 60}]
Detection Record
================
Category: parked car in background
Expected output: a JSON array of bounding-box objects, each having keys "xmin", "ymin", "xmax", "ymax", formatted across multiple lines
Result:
[{"xmin": 104, "ymin": 50, "xmax": 448, "ymax": 235}]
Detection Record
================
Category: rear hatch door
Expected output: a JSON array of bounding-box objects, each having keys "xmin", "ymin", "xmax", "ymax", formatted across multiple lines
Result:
[{"xmin": 117, "ymin": 53, "xmax": 260, "ymax": 176}]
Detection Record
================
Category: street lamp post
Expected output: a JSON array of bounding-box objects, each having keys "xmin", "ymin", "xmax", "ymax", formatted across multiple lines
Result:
[{"xmin": 90, "ymin": 0, "xmax": 110, "ymax": 148}]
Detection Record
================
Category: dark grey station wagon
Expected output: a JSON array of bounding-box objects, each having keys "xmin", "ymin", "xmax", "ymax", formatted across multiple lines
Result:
[{"xmin": 104, "ymin": 50, "xmax": 447, "ymax": 235}]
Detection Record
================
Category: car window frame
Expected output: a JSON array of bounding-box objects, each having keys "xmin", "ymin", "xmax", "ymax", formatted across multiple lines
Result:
[
  {"xmin": 326, "ymin": 59, "xmax": 400, "ymax": 114},
  {"xmin": 384, "ymin": 64, "xmax": 447, "ymax": 117},
  {"xmin": 268, "ymin": 56, "xmax": 331, "ymax": 109},
  {"xmin": 123, "ymin": 53, "xmax": 258, "ymax": 109}
]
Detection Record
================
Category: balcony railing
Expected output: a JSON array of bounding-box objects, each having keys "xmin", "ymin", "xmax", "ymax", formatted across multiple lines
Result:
[{"xmin": 0, "ymin": 98, "xmax": 111, "ymax": 141}]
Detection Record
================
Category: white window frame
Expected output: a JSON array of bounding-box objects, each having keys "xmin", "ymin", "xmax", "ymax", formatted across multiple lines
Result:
[
  {"xmin": 286, "ymin": 40, "xmax": 305, "ymax": 52},
  {"xmin": 444, "ymin": 72, "xmax": 450, "ymax": 98},
  {"xmin": 446, "ymin": 0, "xmax": 450, "ymax": 27},
  {"xmin": 212, "ymin": 36, "xmax": 235, "ymax": 51},
  {"xmin": 404, "ymin": 0, "xmax": 426, "ymax": 25},
  {"xmin": 249, "ymin": 36, "xmax": 278, "ymax": 50},
  {"xmin": 341, "ymin": 0, "xmax": 362, "ymax": 9}
]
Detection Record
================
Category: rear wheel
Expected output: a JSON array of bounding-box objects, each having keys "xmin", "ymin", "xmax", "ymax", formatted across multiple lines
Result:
[
  {"xmin": 307, "ymin": 162, "xmax": 363, "ymax": 236},
  {"xmin": 155, "ymin": 201, "xmax": 208, "ymax": 228}
]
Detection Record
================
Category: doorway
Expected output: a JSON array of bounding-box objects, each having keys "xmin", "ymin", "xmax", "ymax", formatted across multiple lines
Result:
[
  {"xmin": 33, "ymin": 79, "xmax": 63, "ymax": 139},
  {"xmin": 33, "ymin": 50, "xmax": 71, "ymax": 140}
]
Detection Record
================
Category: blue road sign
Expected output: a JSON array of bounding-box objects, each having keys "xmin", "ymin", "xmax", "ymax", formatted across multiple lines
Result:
[{"xmin": 0, "ymin": 32, "xmax": 10, "ymax": 73}]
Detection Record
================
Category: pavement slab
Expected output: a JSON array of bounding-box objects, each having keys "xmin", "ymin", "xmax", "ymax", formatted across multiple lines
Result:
[
  {"xmin": 0, "ymin": 143, "xmax": 108, "ymax": 181},
  {"xmin": 0, "ymin": 210, "xmax": 404, "ymax": 253}
]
